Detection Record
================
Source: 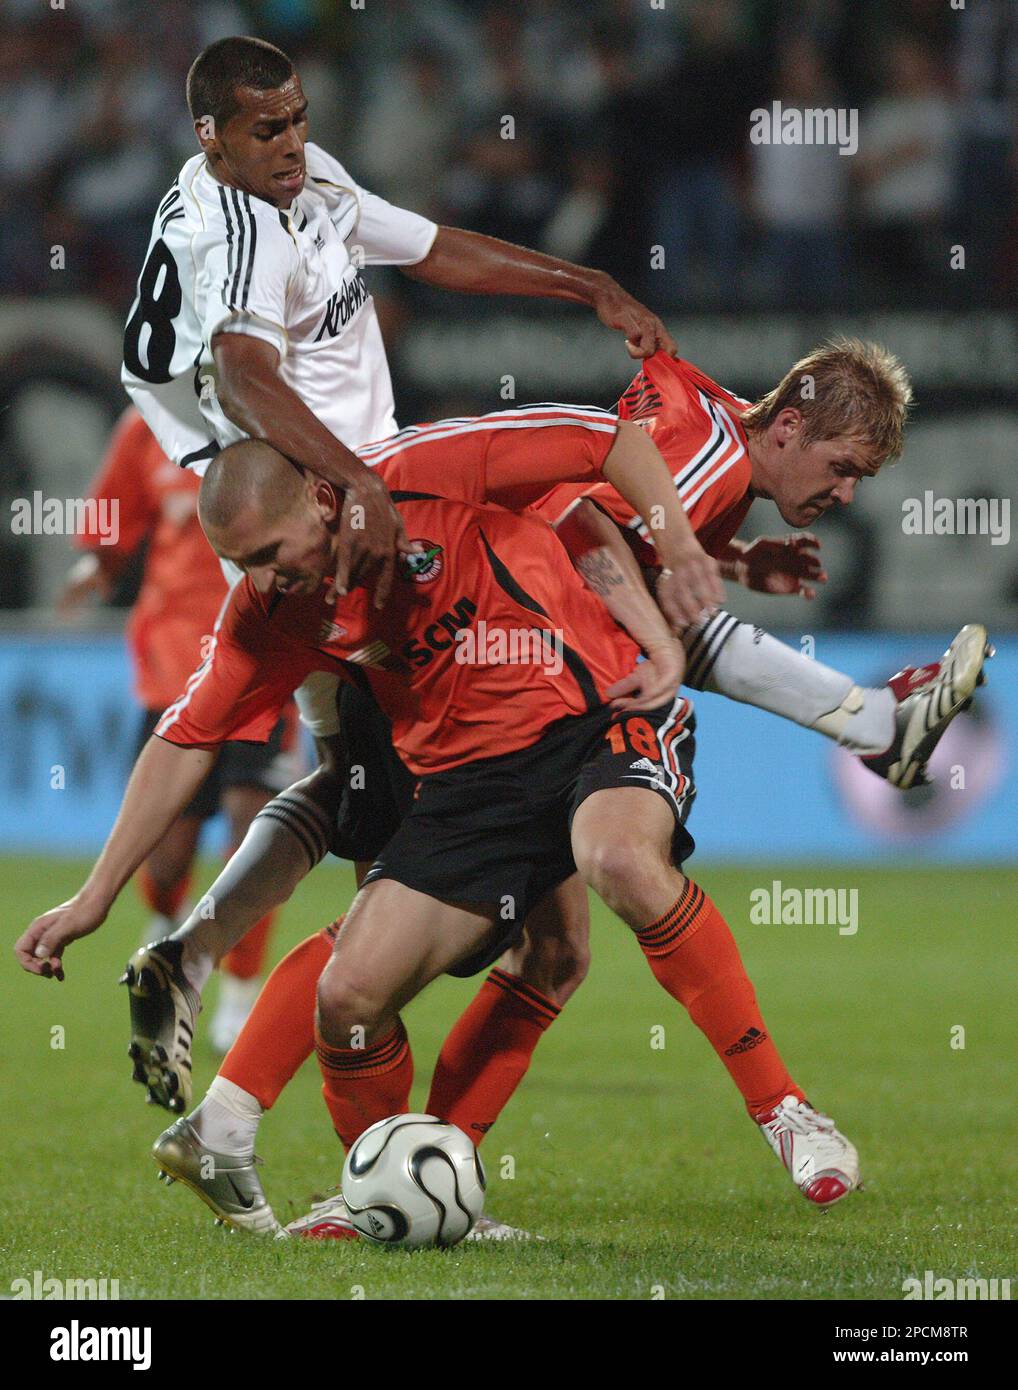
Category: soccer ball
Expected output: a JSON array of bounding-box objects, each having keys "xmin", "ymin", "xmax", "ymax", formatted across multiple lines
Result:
[{"xmin": 341, "ymin": 1113, "xmax": 486, "ymax": 1249}]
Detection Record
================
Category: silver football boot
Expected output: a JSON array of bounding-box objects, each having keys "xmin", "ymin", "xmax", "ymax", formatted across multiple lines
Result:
[{"xmin": 153, "ymin": 1117, "xmax": 280, "ymax": 1235}]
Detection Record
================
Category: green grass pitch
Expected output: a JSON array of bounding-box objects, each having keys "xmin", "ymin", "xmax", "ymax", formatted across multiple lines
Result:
[{"xmin": 2, "ymin": 855, "xmax": 1016, "ymax": 1300}]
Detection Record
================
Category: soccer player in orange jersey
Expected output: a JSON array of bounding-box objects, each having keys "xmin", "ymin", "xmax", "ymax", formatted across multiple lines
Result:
[
  {"xmin": 19, "ymin": 407, "xmax": 868, "ymax": 1234},
  {"xmin": 59, "ymin": 408, "xmax": 303, "ymax": 1050},
  {"xmin": 535, "ymin": 340, "xmax": 986, "ymax": 786},
  {"xmin": 165, "ymin": 346, "xmax": 984, "ymax": 1237}
]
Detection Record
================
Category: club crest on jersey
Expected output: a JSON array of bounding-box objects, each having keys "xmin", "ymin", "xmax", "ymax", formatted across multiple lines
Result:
[{"xmin": 400, "ymin": 541, "xmax": 444, "ymax": 585}]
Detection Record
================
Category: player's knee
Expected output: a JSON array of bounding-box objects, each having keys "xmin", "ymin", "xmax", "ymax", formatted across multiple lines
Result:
[
  {"xmin": 575, "ymin": 834, "xmax": 679, "ymax": 922},
  {"xmin": 316, "ymin": 965, "xmax": 384, "ymax": 1037},
  {"xmin": 574, "ymin": 832, "xmax": 648, "ymax": 901}
]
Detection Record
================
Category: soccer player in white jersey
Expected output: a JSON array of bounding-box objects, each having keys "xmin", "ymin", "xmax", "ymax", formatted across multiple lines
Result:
[{"xmin": 121, "ymin": 35, "xmax": 689, "ymax": 609}]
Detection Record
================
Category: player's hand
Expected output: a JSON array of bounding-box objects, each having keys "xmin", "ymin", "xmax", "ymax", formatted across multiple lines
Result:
[
  {"xmin": 14, "ymin": 897, "xmax": 108, "ymax": 980},
  {"xmin": 55, "ymin": 555, "xmax": 106, "ymax": 617},
  {"xmin": 654, "ymin": 545, "xmax": 725, "ymax": 631},
  {"xmin": 606, "ymin": 638, "xmax": 685, "ymax": 712},
  {"xmin": 733, "ymin": 534, "xmax": 828, "ymax": 599},
  {"xmin": 336, "ymin": 468, "xmax": 419, "ymax": 610},
  {"xmin": 590, "ymin": 274, "xmax": 678, "ymax": 359}
]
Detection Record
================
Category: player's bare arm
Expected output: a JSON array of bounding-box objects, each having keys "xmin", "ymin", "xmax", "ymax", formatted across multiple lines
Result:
[
  {"xmin": 15, "ymin": 739, "xmax": 216, "ymax": 979},
  {"xmin": 212, "ymin": 333, "xmax": 412, "ymax": 606},
  {"xmin": 601, "ymin": 421, "xmax": 725, "ymax": 628},
  {"xmin": 401, "ymin": 226, "xmax": 677, "ymax": 360},
  {"xmin": 554, "ymin": 498, "xmax": 685, "ymax": 709},
  {"xmin": 717, "ymin": 534, "xmax": 828, "ymax": 600}
]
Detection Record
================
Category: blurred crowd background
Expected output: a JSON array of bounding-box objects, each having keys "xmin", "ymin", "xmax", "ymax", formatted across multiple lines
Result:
[
  {"xmin": 0, "ymin": 0, "xmax": 1015, "ymax": 631},
  {"xmin": 2, "ymin": 0, "xmax": 1016, "ymax": 311}
]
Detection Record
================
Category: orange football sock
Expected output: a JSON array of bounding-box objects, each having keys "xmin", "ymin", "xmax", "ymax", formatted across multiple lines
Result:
[
  {"xmin": 426, "ymin": 969, "xmax": 561, "ymax": 1144},
  {"xmin": 316, "ymin": 1019, "xmax": 413, "ymax": 1149},
  {"xmin": 137, "ymin": 866, "xmax": 190, "ymax": 920},
  {"xmin": 220, "ymin": 910, "xmax": 277, "ymax": 980},
  {"xmin": 635, "ymin": 881, "xmax": 803, "ymax": 1118},
  {"xmin": 218, "ymin": 922, "xmax": 336, "ymax": 1109}
]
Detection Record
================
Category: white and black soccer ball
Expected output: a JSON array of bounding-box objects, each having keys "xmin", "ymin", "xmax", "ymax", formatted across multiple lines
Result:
[{"xmin": 341, "ymin": 1113, "xmax": 486, "ymax": 1249}]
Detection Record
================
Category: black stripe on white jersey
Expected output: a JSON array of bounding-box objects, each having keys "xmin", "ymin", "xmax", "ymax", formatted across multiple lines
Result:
[
  {"xmin": 158, "ymin": 184, "xmax": 181, "ymax": 217},
  {"xmin": 219, "ymin": 189, "xmax": 258, "ymax": 310},
  {"xmin": 158, "ymin": 186, "xmax": 182, "ymax": 232},
  {"xmin": 238, "ymin": 192, "xmax": 257, "ymax": 307},
  {"xmin": 218, "ymin": 185, "xmax": 235, "ymax": 300},
  {"xmin": 179, "ymin": 441, "xmax": 218, "ymax": 471},
  {"xmin": 228, "ymin": 187, "xmax": 246, "ymax": 306}
]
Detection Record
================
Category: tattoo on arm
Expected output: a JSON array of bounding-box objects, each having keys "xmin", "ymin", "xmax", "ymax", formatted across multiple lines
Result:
[{"xmin": 576, "ymin": 548, "xmax": 626, "ymax": 597}]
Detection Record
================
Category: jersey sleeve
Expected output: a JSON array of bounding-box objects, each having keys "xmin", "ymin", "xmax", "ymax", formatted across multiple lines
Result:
[
  {"xmin": 376, "ymin": 407, "xmax": 619, "ymax": 511},
  {"xmin": 307, "ymin": 144, "xmax": 438, "ymax": 266},
  {"xmin": 153, "ymin": 585, "xmax": 314, "ymax": 749},
  {"xmin": 197, "ymin": 194, "xmax": 301, "ymax": 361},
  {"xmin": 349, "ymin": 186, "xmax": 438, "ymax": 266},
  {"xmin": 75, "ymin": 408, "xmax": 159, "ymax": 556}
]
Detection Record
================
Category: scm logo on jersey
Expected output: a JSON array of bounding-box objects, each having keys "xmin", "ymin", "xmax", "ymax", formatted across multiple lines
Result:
[{"xmin": 400, "ymin": 541, "xmax": 444, "ymax": 585}]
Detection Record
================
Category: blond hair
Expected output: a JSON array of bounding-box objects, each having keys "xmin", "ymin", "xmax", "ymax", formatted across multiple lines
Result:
[{"xmin": 741, "ymin": 338, "xmax": 913, "ymax": 462}]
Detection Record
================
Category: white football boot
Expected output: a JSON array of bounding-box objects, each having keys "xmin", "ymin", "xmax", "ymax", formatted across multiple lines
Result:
[
  {"xmin": 278, "ymin": 1191, "xmax": 359, "ymax": 1241},
  {"xmin": 756, "ymin": 1096, "xmax": 860, "ymax": 1208},
  {"xmin": 462, "ymin": 1214, "xmax": 542, "ymax": 1242},
  {"xmin": 279, "ymin": 1193, "xmax": 539, "ymax": 1242},
  {"xmin": 861, "ymin": 623, "xmax": 992, "ymax": 789}
]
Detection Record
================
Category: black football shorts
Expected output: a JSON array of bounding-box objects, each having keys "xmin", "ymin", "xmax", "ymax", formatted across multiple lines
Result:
[
  {"xmin": 362, "ymin": 694, "xmax": 697, "ymax": 976},
  {"xmin": 327, "ymin": 681, "xmax": 417, "ymax": 864}
]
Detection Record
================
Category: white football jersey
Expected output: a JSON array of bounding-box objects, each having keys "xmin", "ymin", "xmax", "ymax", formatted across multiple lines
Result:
[{"xmin": 121, "ymin": 142, "xmax": 438, "ymax": 473}]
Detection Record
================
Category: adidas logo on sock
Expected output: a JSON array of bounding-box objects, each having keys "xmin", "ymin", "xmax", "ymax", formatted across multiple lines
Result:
[
  {"xmin": 725, "ymin": 1025, "xmax": 768, "ymax": 1056},
  {"xmin": 629, "ymin": 757, "xmax": 662, "ymax": 773}
]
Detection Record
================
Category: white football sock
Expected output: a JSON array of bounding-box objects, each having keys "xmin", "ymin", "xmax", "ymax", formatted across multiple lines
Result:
[
  {"xmin": 683, "ymin": 612, "xmax": 896, "ymax": 755},
  {"xmin": 170, "ymin": 784, "xmax": 334, "ymax": 994},
  {"xmin": 189, "ymin": 1077, "xmax": 262, "ymax": 1157}
]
